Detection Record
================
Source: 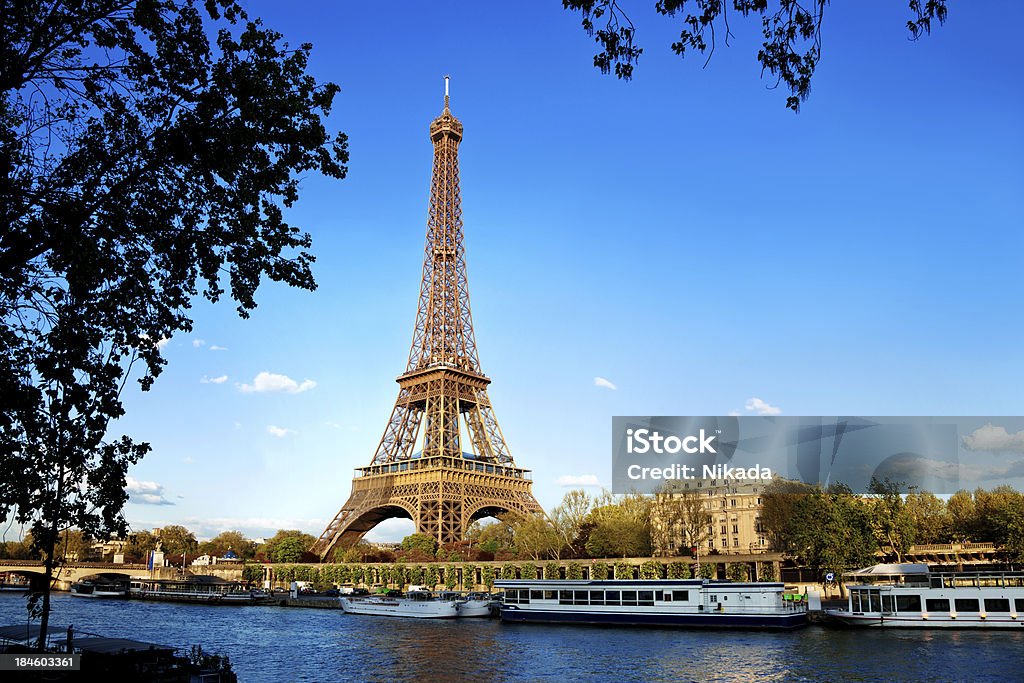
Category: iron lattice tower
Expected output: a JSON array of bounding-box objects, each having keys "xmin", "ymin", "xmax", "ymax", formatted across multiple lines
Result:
[{"xmin": 313, "ymin": 79, "xmax": 542, "ymax": 559}]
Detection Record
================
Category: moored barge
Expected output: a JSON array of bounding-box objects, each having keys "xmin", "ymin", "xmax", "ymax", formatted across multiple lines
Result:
[
  {"xmin": 493, "ymin": 578, "xmax": 807, "ymax": 629},
  {"xmin": 826, "ymin": 563, "xmax": 1024, "ymax": 628}
]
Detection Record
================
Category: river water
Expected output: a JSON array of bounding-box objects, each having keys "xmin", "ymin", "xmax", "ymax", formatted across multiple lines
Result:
[{"xmin": 0, "ymin": 593, "xmax": 1020, "ymax": 682}]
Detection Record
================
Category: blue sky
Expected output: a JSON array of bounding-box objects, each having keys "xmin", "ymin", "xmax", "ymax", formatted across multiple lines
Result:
[{"xmin": 106, "ymin": 2, "xmax": 1023, "ymax": 542}]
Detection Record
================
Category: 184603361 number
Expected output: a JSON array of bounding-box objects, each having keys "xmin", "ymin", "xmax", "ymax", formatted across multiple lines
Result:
[{"xmin": 0, "ymin": 654, "xmax": 81, "ymax": 670}]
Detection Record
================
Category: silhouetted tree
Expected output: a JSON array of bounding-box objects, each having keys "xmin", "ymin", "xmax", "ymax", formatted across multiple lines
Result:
[{"xmin": 1, "ymin": 0, "xmax": 346, "ymax": 647}]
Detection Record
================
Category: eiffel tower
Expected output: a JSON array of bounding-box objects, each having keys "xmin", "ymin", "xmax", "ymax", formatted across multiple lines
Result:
[{"xmin": 313, "ymin": 78, "xmax": 542, "ymax": 560}]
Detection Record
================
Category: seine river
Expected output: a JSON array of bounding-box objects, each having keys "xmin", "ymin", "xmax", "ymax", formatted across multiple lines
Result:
[{"xmin": 1, "ymin": 593, "xmax": 1021, "ymax": 682}]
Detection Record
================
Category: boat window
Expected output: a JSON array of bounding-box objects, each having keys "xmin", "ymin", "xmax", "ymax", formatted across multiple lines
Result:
[
  {"xmin": 573, "ymin": 590, "xmax": 589, "ymax": 605},
  {"xmin": 1016, "ymin": 599, "xmax": 1024, "ymax": 612},
  {"xmin": 622, "ymin": 591, "xmax": 638, "ymax": 606},
  {"xmin": 543, "ymin": 590, "xmax": 556, "ymax": 600},
  {"xmin": 925, "ymin": 599, "xmax": 949, "ymax": 612},
  {"xmin": 530, "ymin": 590, "xmax": 544, "ymax": 601},
  {"xmin": 985, "ymin": 598, "xmax": 1011, "ymax": 613},
  {"xmin": 895, "ymin": 595, "xmax": 921, "ymax": 612},
  {"xmin": 868, "ymin": 592, "xmax": 880, "ymax": 613},
  {"xmin": 654, "ymin": 591, "xmax": 664, "ymax": 601},
  {"xmin": 605, "ymin": 590, "xmax": 620, "ymax": 606},
  {"xmin": 672, "ymin": 590, "xmax": 689, "ymax": 601},
  {"xmin": 638, "ymin": 591, "xmax": 654, "ymax": 606},
  {"xmin": 954, "ymin": 599, "xmax": 979, "ymax": 612},
  {"xmin": 559, "ymin": 590, "xmax": 573, "ymax": 605},
  {"xmin": 881, "ymin": 595, "xmax": 893, "ymax": 613},
  {"xmin": 589, "ymin": 591, "xmax": 604, "ymax": 605}
]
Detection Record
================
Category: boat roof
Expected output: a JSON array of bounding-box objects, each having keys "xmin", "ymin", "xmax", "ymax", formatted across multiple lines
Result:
[
  {"xmin": 493, "ymin": 579, "xmax": 783, "ymax": 588},
  {"xmin": 0, "ymin": 624, "xmax": 67, "ymax": 643},
  {"xmin": 55, "ymin": 637, "xmax": 175, "ymax": 654},
  {"xmin": 846, "ymin": 564, "xmax": 930, "ymax": 577},
  {"xmin": 139, "ymin": 575, "xmax": 236, "ymax": 585}
]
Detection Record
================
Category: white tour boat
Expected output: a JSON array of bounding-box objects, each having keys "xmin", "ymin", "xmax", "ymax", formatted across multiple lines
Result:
[
  {"xmin": 826, "ymin": 563, "xmax": 1024, "ymax": 628},
  {"xmin": 129, "ymin": 576, "xmax": 272, "ymax": 605},
  {"xmin": 340, "ymin": 590, "xmax": 460, "ymax": 618},
  {"xmin": 494, "ymin": 578, "xmax": 807, "ymax": 629},
  {"xmin": 70, "ymin": 579, "xmax": 129, "ymax": 598}
]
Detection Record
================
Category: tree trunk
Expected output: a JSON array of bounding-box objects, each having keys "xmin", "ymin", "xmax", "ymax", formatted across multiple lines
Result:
[
  {"xmin": 36, "ymin": 454, "xmax": 67, "ymax": 651},
  {"xmin": 35, "ymin": 532, "xmax": 57, "ymax": 651}
]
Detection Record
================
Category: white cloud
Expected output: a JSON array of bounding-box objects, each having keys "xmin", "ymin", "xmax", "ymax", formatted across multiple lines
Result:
[
  {"xmin": 267, "ymin": 425, "xmax": 294, "ymax": 438},
  {"xmin": 962, "ymin": 424, "xmax": 1024, "ymax": 453},
  {"xmin": 745, "ymin": 397, "xmax": 782, "ymax": 416},
  {"xmin": 200, "ymin": 375, "xmax": 228, "ymax": 384},
  {"xmin": 209, "ymin": 345, "xmax": 229, "ymax": 351},
  {"xmin": 727, "ymin": 410, "xmax": 741, "ymax": 417},
  {"xmin": 140, "ymin": 333, "xmax": 170, "ymax": 350},
  {"xmin": 126, "ymin": 476, "xmax": 174, "ymax": 506},
  {"xmin": 240, "ymin": 371, "xmax": 316, "ymax": 394},
  {"xmin": 192, "ymin": 339, "xmax": 206, "ymax": 348},
  {"xmin": 593, "ymin": 377, "xmax": 617, "ymax": 390},
  {"xmin": 183, "ymin": 456, "xmax": 194, "ymax": 464},
  {"xmin": 557, "ymin": 474, "xmax": 601, "ymax": 487}
]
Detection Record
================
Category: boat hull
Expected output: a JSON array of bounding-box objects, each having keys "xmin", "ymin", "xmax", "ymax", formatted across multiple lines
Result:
[
  {"xmin": 825, "ymin": 610, "xmax": 1024, "ymax": 629},
  {"xmin": 456, "ymin": 600, "xmax": 494, "ymax": 618},
  {"xmin": 70, "ymin": 590, "xmax": 128, "ymax": 599},
  {"xmin": 500, "ymin": 605, "xmax": 807, "ymax": 629},
  {"xmin": 341, "ymin": 597, "xmax": 459, "ymax": 618},
  {"xmin": 130, "ymin": 590, "xmax": 272, "ymax": 605}
]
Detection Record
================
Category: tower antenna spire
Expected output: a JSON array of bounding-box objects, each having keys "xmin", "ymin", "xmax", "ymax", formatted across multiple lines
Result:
[{"xmin": 444, "ymin": 74, "xmax": 450, "ymax": 109}]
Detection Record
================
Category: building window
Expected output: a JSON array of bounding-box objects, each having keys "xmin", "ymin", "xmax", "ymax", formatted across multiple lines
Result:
[
  {"xmin": 731, "ymin": 499, "xmax": 737, "ymax": 507},
  {"xmin": 733, "ymin": 539, "xmax": 739, "ymax": 547},
  {"xmin": 732, "ymin": 525, "xmax": 739, "ymax": 534},
  {"xmin": 720, "ymin": 526, "xmax": 727, "ymax": 534}
]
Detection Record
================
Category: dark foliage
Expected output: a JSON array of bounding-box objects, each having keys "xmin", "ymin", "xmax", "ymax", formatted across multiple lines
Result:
[{"xmin": 562, "ymin": 1, "xmax": 949, "ymax": 110}]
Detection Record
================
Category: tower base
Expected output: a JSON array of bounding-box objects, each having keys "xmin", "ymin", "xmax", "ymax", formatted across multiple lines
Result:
[{"xmin": 314, "ymin": 456, "xmax": 542, "ymax": 560}]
